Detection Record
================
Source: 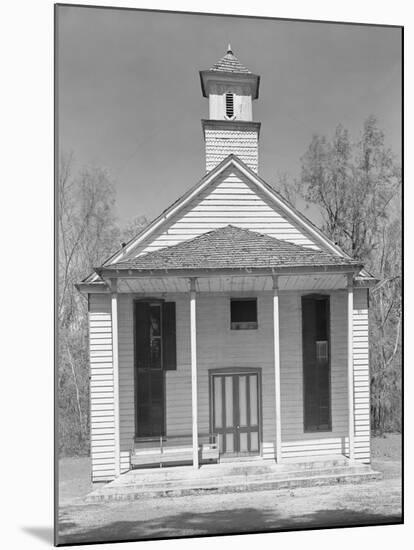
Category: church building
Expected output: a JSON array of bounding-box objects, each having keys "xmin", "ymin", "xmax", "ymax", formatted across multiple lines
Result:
[{"xmin": 78, "ymin": 46, "xmax": 376, "ymax": 485}]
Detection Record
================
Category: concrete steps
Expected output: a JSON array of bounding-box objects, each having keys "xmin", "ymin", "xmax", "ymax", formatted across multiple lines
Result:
[{"xmin": 85, "ymin": 457, "xmax": 381, "ymax": 502}]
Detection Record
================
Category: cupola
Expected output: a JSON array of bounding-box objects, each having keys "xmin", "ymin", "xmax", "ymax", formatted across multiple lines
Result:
[{"xmin": 199, "ymin": 46, "xmax": 261, "ymax": 173}]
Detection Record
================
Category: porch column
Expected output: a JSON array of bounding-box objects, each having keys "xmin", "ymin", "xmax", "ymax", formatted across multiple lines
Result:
[
  {"xmin": 189, "ymin": 278, "xmax": 199, "ymax": 469},
  {"xmin": 272, "ymin": 275, "xmax": 282, "ymax": 463},
  {"xmin": 347, "ymin": 273, "xmax": 355, "ymax": 461},
  {"xmin": 110, "ymin": 279, "xmax": 121, "ymax": 477}
]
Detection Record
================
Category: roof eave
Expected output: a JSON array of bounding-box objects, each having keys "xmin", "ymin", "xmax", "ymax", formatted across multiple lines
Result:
[
  {"xmin": 199, "ymin": 70, "xmax": 260, "ymax": 99},
  {"xmin": 96, "ymin": 263, "xmax": 362, "ymax": 279},
  {"xmin": 75, "ymin": 281, "xmax": 110, "ymax": 294}
]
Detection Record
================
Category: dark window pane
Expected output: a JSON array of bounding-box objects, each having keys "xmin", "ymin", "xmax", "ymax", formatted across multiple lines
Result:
[
  {"xmin": 316, "ymin": 299, "xmax": 328, "ymax": 340},
  {"xmin": 136, "ymin": 371, "xmax": 165, "ymax": 438},
  {"xmin": 150, "ymin": 338, "xmax": 161, "ymax": 369},
  {"xmin": 151, "ymin": 372, "xmax": 163, "ymax": 402},
  {"xmin": 162, "ymin": 302, "xmax": 177, "ymax": 370},
  {"xmin": 231, "ymin": 299, "xmax": 257, "ymax": 329},
  {"xmin": 302, "ymin": 295, "xmax": 331, "ymax": 432},
  {"xmin": 137, "ymin": 406, "xmax": 151, "ymax": 437},
  {"xmin": 137, "ymin": 371, "xmax": 150, "ymax": 404},
  {"xmin": 134, "ymin": 301, "xmax": 168, "ymax": 437},
  {"xmin": 150, "ymin": 305, "xmax": 161, "ymax": 337},
  {"xmin": 135, "ymin": 302, "xmax": 150, "ymax": 369}
]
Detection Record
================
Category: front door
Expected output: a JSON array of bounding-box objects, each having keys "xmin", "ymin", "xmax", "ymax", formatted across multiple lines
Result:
[{"xmin": 211, "ymin": 372, "xmax": 260, "ymax": 456}]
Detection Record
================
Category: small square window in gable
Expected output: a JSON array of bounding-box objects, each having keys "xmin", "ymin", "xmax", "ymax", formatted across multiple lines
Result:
[{"xmin": 230, "ymin": 298, "xmax": 258, "ymax": 330}]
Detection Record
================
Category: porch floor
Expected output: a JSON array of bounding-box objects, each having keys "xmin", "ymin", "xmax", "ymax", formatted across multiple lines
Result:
[{"xmin": 85, "ymin": 456, "xmax": 381, "ymax": 502}]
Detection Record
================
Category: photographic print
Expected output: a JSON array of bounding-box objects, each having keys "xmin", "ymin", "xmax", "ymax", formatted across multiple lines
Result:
[{"xmin": 55, "ymin": 4, "xmax": 402, "ymax": 545}]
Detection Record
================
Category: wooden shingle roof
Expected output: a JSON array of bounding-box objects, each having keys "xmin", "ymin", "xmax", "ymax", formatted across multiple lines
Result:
[
  {"xmin": 210, "ymin": 45, "xmax": 252, "ymax": 74},
  {"xmin": 103, "ymin": 225, "xmax": 360, "ymax": 273}
]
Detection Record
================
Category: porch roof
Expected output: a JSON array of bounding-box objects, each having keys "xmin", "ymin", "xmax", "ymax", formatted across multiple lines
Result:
[{"xmin": 97, "ymin": 225, "xmax": 361, "ymax": 275}]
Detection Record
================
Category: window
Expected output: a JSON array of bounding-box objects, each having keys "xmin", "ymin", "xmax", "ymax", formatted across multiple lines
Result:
[
  {"xmin": 134, "ymin": 301, "xmax": 176, "ymax": 371},
  {"xmin": 136, "ymin": 370, "xmax": 164, "ymax": 437},
  {"xmin": 302, "ymin": 295, "xmax": 331, "ymax": 432},
  {"xmin": 134, "ymin": 300, "xmax": 176, "ymax": 438},
  {"xmin": 225, "ymin": 92, "xmax": 234, "ymax": 118},
  {"xmin": 230, "ymin": 298, "xmax": 257, "ymax": 330}
]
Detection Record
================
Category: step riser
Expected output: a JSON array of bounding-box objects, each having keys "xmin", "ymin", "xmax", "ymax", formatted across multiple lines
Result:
[
  {"xmin": 130, "ymin": 461, "xmax": 348, "ymax": 470},
  {"xmin": 86, "ymin": 472, "xmax": 380, "ymax": 503},
  {"xmin": 126, "ymin": 461, "xmax": 351, "ymax": 482},
  {"xmin": 118, "ymin": 467, "xmax": 373, "ymax": 489}
]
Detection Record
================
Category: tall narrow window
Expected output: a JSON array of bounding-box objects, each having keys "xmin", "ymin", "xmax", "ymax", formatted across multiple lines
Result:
[
  {"xmin": 225, "ymin": 92, "xmax": 234, "ymax": 118},
  {"xmin": 302, "ymin": 295, "xmax": 331, "ymax": 432},
  {"xmin": 134, "ymin": 301, "xmax": 176, "ymax": 438}
]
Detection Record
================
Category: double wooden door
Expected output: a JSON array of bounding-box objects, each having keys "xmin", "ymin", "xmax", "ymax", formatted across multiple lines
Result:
[{"xmin": 211, "ymin": 372, "xmax": 260, "ymax": 456}]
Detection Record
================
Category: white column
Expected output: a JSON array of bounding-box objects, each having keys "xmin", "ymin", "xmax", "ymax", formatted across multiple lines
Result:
[
  {"xmin": 189, "ymin": 278, "xmax": 199, "ymax": 469},
  {"xmin": 272, "ymin": 275, "xmax": 282, "ymax": 463},
  {"xmin": 347, "ymin": 273, "xmax": 355, "ymax": 461},
  {"xmin": 110, "ymin": 279, "xmax": 121, "ymax": 477}
]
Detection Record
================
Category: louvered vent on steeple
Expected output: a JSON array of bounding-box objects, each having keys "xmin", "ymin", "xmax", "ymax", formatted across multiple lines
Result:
[
  {"xmin": 225, "ymin": 92, "xmax": 234, "ymax": 118},
  {"xmin": 199, "ymin": 45, "xmax": 261, "ymax": 173}
]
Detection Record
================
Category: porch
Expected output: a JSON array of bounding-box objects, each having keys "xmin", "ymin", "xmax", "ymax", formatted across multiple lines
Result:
[
  {"xmin": 88, "ymin": 268, "xmax": 365, "ymax": 479},
  {"xmin": 82, "ymin": 224, "xmax": 372, "ymax": 481}
]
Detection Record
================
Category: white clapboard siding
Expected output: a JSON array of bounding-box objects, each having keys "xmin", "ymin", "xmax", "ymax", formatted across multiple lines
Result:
[
  {"xmin": 279, "ymin": 291, "xmax": 349, "ymax": 459},
  {"xmin": 115, "ymin": 290, "xmax": 356, "ymax": 466},
  {"xmin": 88, "ymin": 294, "xmax": 115, "ymax": 482},
  {"xmin": 353, "ymin": 289, "xmax": 371, "ymax": 463},
  {"xmin": 127, "ymin": 167, "xmax": 319, "ymax": 258}
]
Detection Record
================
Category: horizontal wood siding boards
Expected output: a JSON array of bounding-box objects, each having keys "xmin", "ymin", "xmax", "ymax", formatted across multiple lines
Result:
[
  {"xmin": 111, "ymin": 288, "xmax": 369, "ymax": 469},
  {"xmin": 279, "ymin": 291, "xmax": 348, "ymax": 456},
  {"xmin": 131, "ymin": 168, "xmax": 319, "ymax": 258},
  {"xmin": 353, "ymin": 288, "xmax": 371, "ymax": 463},
  {"xmin": 88, "ymin": 294, "xmax": 115, "ymax": 481}
]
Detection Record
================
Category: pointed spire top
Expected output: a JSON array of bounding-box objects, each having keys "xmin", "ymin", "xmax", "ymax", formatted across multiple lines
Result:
[{"xmin": 209, "ymin": 45, "xmax": 251, "ymax": 74}]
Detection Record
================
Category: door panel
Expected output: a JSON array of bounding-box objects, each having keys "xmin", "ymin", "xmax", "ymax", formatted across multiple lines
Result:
[
  {"xmin": 239, "ymin": 376, "xmax": 247, "ymax": 426},
  {"xmin": 213, "ymin": 376, "xmax": 223, "ymax": 428},
  {"xmin": 212, "ymin": 372, "xmax": 260, "ymax": 456},
  {"xmin": 224, "ymin": 376, "xmax": 234, "ymax": 427}
]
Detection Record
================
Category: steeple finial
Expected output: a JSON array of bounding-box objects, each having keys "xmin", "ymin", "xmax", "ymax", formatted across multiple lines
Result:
[{"xmin": 227, "ymin": 43, "xmax": 233, "ymax": 54}]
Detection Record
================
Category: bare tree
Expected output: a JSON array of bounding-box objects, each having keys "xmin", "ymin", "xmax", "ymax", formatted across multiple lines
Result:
[
  {"xmin": 297, "ymin": 117, "xmax": 400, "ymax": 261},
  {"xmin": 58, "ymin": 154, "xmax": 120, "ymax": 455},
  {"xmin": 121, "ymin": 215, "xmax": 149, "ymax": 245},
  {"xmin": 276, "ymin": 116, "xmax": 402, "ymax": 433}
]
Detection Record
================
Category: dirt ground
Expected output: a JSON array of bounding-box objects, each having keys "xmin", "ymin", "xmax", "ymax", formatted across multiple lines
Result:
[{"xmin": 57, "ymin": 434, "xmax": 402, "ymax": 545}]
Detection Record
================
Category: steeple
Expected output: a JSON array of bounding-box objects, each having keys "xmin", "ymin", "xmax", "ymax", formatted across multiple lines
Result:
[{"xmin": 199, "ymin": 46, "xmax": 261, "ymax": 172}]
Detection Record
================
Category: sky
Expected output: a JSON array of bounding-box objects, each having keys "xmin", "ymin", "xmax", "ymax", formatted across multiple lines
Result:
[{"xmin": 57, "ymin": 6, "xmax": 402, "ymax": 227}]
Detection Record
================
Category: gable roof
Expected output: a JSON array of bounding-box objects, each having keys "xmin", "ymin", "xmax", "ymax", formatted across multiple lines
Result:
[
  {"xmin": 99, "ymin": 225, "xmax": 360, "ymax": 274},
  {"xmin": 210, "ymin": 45, "xmax": 252, "ymax": 74},
  {"xmin": 84, "ymin": 154, "xmax": 370, "ymax": 284}
]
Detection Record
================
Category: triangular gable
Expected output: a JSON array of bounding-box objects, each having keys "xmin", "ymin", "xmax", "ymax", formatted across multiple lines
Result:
[{"xmin": 85, "ymin": 155, "xmax": 352, "ymax": 283}]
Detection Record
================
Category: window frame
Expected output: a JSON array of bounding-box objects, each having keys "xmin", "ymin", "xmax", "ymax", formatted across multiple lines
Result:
[
  {"xmin": 230, "ymin": 297, "xmax": 258, "ymax": 330},
  {"xmin": 133, "ymin": 298, "xmax": 167, "ymax": 440},
  {"xmin": 301, "ymin": 293, "xmax": 332, "ymax": 433}
]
